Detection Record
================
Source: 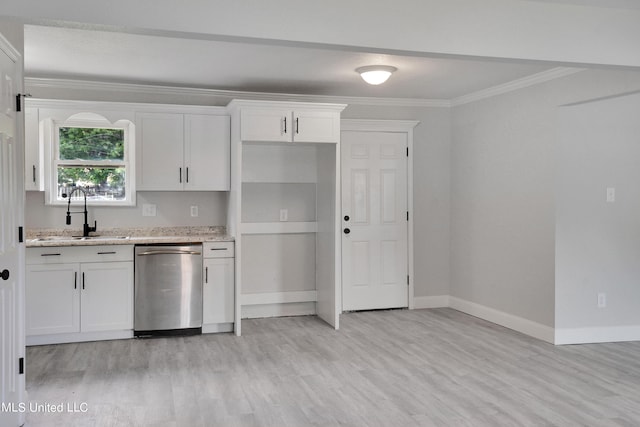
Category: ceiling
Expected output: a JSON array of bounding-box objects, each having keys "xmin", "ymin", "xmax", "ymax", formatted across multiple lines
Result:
[
  {"xmin": 24, "ymin": 24, "xmax": 557, "ymax": 101},
  {"xmin": 525, "ymin": 0, "xmax": 640, "ymax": 9}
]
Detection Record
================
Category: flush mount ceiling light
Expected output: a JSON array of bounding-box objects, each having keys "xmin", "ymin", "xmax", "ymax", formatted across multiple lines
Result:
[{"xmin": 356, "ymin": 65, "xmax": 397, "ymax": 85}]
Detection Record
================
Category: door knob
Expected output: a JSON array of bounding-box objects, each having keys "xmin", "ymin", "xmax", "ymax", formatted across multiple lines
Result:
[
  {"xmin": 343, "ymin": 228, "xmax": 350, "ymax": 234},
  {"xmin": 344, "ymin": 215, "xmax": 350, "ymax": 221},
  {"xmin": 1, "ymin": 269, "xmax": 9, "ymax": 281}
]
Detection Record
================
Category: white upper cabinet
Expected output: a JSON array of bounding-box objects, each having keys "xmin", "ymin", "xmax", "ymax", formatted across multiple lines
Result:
[
  {"xmin": 233, "ymin": 101, "xmax": 341, "ymax": 144},
  {"xmin": 136, "ymin": 112, "xmax": 230, "ymax": 191},
  {"xmin": 185, "ymin": 115, "xmax": 230, "ymax": 191},
  {"xmin": 136, "ymin": 112, "xmax": 184, "ymax": 191},
  {"xmin": 240, "ymin": 108, "xmax": 292, "ymax": 143},
  {"xmin": 293, "ymin": 110, "xmax": 341, "ymax": 143},
  {"xmin": 24, "ymin": 106, "xmax": 44, "ymax": 191}
]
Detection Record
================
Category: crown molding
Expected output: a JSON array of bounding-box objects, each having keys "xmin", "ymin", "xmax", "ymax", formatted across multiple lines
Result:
[
  {"xmin": 341, "ymin": 119, "xmax": 420, "ymax": 132},
  {"xmin": 0, "ymin": 32, "xmax": 21, "ymax": 62},
  {"xmin": 450, "ymin": 67, "xmax": 585, "ymax": 106},
  {"xmin": 25, "ymin": 67, "xmax": 584, "ymax": 110},
  {"xmin": 24, "ymin": 77, "xmax": 451, "ymax": 108},
  {"xmin": 25, "ymin": 97, "xmax": 227, "ymax": 115}
]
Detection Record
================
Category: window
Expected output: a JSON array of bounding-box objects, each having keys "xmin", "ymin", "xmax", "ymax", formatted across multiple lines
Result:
[{"xmin": 48, "ymin": 113, "xmax": 135, "ymax": 206}]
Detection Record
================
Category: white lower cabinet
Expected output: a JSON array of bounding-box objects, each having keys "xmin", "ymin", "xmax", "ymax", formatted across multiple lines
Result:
[
  {"xmin": 79, "ymin": 262, "xmax": 133, "ymax": 332},
  {"xmin": 202, "ymin": 242, "xmax": 235, "ymax": 333},
  {"xmin": 26, "ymin": 264, "xmax": 80, "ymax": 336},
  {"xmin": 26, "ymin": 245, "xmax": 133, "ymax": 345}
]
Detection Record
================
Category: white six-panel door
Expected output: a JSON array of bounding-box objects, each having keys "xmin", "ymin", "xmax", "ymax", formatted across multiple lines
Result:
[
  {"xmin": 0, "ymin": 38, "xmax": 23, "ymax": 427},
  {"xmin": 341, "ymin": 131, "xmax": 408, "ymax": 311}
]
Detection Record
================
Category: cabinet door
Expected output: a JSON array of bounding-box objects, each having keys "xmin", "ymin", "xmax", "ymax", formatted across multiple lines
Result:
[
  {"xmin": 184, "ymin": 114, "xmax": 231, "ymax": 191},
  {"xmin": 136, "ymin": 113, "xmax": 184, "ymax": 190},
  {"xmin": 80, "ymin": 262, "xmax": 133, "ymax": 332},
  {"xmin": 203, "ymin": 258, "xmax": 235, "ymax": 324},
  {"xmin": 24, "ymin": 107, "xmax": 43, "ymax": 191},
  {"xmin": 240, "ymin": 108, "xmax": 292, "ymax": 142},
  {"xmin": 26, "ymin": 264, "xmax": 80, "ymax": 336},
  {"xmin": 293, "ymin": 110, "xmax": 341, "ymax": 143}
]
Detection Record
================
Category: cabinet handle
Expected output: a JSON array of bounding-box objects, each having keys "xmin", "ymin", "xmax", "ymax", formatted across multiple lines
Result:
[
  {"xmin": 186, "ymin": 167, "xmax": 189, "ymax": 183},
  {"xmin": 82, "ymin": 272, "xmax": 85, "ymax": 290},
  {"xmin": 205, "ymin": 266, "xmax": 208, "ymax": 283},
  {"xmin": 283, "ymin": 116, "xmax": 287, "ymax": 134},
  {"xmin": 40, "ymin": 253, "xmax": 61, "ymax": 257},
  {"xmin": 296, "ymin": 117, "xmax": 299, "ymax": 134},
  {"xmin": 74, "ymin": 271, "xmax": 77, "ymax": 289},
  {"xmin": 209, "ymin": 248, "xmax": 227, "ymax": 251},
  {"xmin": 32, "ymin": 165, "xmax": 36, "ymax": 183},
  {"xmin": 179, "ymin": 167, "xmax": 182, "ymax": 183},
  {"xmin": 97, "ymin": 251, "xmax": 117, "ymax": 255}
]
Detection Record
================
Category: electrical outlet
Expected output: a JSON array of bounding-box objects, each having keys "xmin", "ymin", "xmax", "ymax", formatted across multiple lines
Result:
[
  {"xmin": 597, "ymin": 292, "xmax": 606, "ymax": 308},
  {"xmin": 190, "ymin": 206, "xmax": 199, "ymax": 217},
  {"xmin": 606, "ymin": 187, "xmax": 615, "ymax": 203},
  {"xmin": 142, "ymin": 204, "xmax": 157, "ymax": 217},
  {"xmin": 279, "ymin": 209, "xmax": 288, "ymax": 222}
]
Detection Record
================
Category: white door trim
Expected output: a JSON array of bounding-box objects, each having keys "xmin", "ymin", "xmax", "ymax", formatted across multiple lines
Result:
[
  {"xmin": 340, "ymin": 119, "xmax": 419, "ymax": 309},
  {"xmin": 0, "ymin": 30, "xmax": 26, "ymax": 427}
]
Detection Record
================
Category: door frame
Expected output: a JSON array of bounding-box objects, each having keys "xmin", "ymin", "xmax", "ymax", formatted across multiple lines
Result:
[
  {"xmin": 340, "ymin": 119, "xmax": 419, "ymax": 310},
  {"xmin": 0, "ymin": 30, "xmax": 26, "ymax": 427}
]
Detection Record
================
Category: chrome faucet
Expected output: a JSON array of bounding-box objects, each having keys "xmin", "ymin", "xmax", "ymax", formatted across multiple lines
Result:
[{"xmin": 63, "ymin": 187, "xmax": 97, "ymax": 237}]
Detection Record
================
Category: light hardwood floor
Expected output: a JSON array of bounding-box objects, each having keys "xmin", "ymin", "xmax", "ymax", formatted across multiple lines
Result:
[{"xmin": 24, "ymin": 308, "xmax": 640, "ymax": 426}]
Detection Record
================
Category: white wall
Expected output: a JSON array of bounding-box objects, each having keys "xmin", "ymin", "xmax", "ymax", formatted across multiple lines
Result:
[
  {"xmin": 3, "ymin": 0, "xmax": 640, "ymax": 67},
  {"xmin": 25, "ymin": 191, "xmax": 227, "ymax": 230},
  {"xmin": 451, "ymin": 68, "xmax": 640, "ymax": 329},
  {"xmin": 555, "ymin": 92, "xmax": 640, "ymax": 343}
]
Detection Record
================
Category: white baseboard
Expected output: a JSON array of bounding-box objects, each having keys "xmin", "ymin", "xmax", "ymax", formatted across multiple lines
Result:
[
  {"xmin": 413, "ymin": 295, "xmax": 450, "ymax": 309},
  {"xmin": 448, "ymin": 297, "xmax": 555, "ymax": 344},
  {"xmin": 202, "ymin": 323, "xmax": 234, "ymax": 334},
  {"xmin": 26, "ymin": 330, "xmax": 133, "ymax": 346},
  {"xmin": 242, "ymin": 302, "xmax": 316, "ymax": 319},
  {"xmin": 555, "ymin": 325, "xmax": 640, "ymax": 345}
]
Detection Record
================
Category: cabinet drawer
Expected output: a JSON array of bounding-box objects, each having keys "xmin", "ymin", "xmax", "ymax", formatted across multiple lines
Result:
[
  {"xmin": 203, "ymin": 241, "xmax": 234, "ymax": 258},
  {"xmin": 27, "ymin": 245, "xmax": 134, "ymax": 264}
]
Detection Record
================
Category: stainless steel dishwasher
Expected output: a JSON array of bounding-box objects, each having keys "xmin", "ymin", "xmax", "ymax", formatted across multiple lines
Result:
[{"xmin": 134, "ymin": 243, "xmax": 203, "ymax": 337}]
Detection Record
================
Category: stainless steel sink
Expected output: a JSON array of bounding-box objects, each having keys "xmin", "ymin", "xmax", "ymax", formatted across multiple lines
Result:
[
  {"xmin": 32, "ymin": 236, "xmax": 76, "ymax": 242},
  {"xmin": 82, "ymin": 236, "xmax": 130, "ymax": 241},
  {"xmin": 32, "ymin": 235, "xmax": 130, "ymax": 242}
]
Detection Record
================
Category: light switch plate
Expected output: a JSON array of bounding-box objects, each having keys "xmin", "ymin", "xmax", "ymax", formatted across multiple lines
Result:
[
  {"xmin": 142, "ymin": 204, "xmax": 157, "ymax": 217},
  {"xmin": 606, "ymin": 187, "xmax": 615, "ymax": 203},
  {"xmin": 597, "ymin": 292, "xmax": 606, "ymax": 308},
  {"xmin": 279, "ymin": 209, "xmax": 288, "ymax": 222},
  {"xmin": 190, "ymin": 206, "xmax": 199, "ymax": 217}
]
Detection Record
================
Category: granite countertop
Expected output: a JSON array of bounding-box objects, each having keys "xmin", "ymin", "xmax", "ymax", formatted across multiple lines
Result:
[{"xmin": 26, "ymin": 226, "xmax": 234, "ymax": 247}]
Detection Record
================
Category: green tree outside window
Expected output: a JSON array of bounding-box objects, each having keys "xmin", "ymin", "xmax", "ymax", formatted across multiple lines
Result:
[{"xmin": 57, "ymin": 127, "xmax": 127, "ymax": 200}]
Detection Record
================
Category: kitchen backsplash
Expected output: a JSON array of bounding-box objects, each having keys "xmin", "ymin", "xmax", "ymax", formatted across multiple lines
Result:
[{"xmin": 25, "ymin": 191, "xmax": 228, "ymax": 229}]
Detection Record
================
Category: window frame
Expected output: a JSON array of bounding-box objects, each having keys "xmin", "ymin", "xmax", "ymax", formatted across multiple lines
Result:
[{"xmin": 46, "ymin": 115, "xmax": 136, "ymax": 206}]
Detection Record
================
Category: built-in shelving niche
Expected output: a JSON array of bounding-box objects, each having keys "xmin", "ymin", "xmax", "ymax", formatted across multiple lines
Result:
[
  {"xmin": 239, "ymin": 141, "xmax": 337, "ymax": 321},
  {"xmin": 227, "ymin": 99, "xmax": 345, "ymax": 335}
]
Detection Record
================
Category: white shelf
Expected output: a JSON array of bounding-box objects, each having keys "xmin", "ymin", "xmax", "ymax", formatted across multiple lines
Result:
[
  {"xmin": 241, "ymin": 291, "xmax": 318, "ymax": 306},
  {"xmin": 241, "ymin": 222, "xmax": 318, "ymax": 234}
]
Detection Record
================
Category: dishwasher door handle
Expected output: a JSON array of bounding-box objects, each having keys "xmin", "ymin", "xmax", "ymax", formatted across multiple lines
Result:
[{"xmin": 137, "ymin": 250, "xmax": 202, "ymax": 256}]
